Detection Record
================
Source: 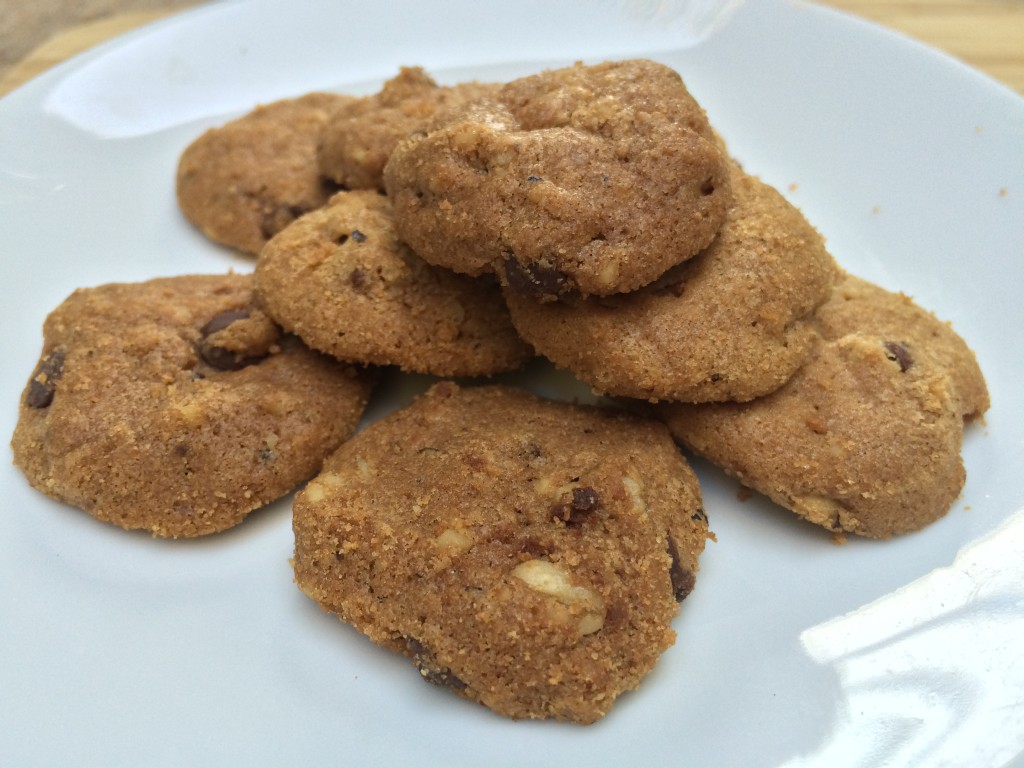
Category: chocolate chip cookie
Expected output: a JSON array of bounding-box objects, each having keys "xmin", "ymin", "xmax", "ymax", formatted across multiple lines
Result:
[
  {"xmin": 254, "ymin": 189, "xmax": 532, "ymax": 376},
  {"xmin": 504, "ymin": 164, "xmax": 838, "ymax": 402},
  {"xmin": 660, "ymin": 274, "xmax": 989, "ymax": 538},
  {"xmin": 383, "ymin": 59, "xmax": 732, "ymax": 299},
  {"xmin": 293, "ymin": 382, "xmax": 709, "ymax": 723},
  {"xmin": 317, "ymin": 67, "xmax": 498, "ymax": 191},
  {"xmin": 11, "ymin": 274, "xmax": 375, "ymax": 538},
  {"xmin": 176, "ymin": 92, "xmax": 351, "ymax": 256}
]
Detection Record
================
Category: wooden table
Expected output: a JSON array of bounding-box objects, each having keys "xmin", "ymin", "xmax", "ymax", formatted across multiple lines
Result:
[{"xmin": 2, "ymin": 1, "xmax": 1023, "ymax": 97}]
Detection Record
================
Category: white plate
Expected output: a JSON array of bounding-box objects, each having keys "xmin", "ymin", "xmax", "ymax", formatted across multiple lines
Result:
[{"xmin": 2, "ymin": 1, "xmax": 1023, "ymax": 766}]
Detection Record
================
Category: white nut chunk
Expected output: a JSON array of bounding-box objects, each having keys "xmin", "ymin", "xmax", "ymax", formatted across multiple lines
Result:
[
  {"xmin": 511, "ymin": 558, "xmax": 605, "ymax": 635},
  {"xmin": 434, "ymin": 527, "xmax": 474, "ymax": 556}
]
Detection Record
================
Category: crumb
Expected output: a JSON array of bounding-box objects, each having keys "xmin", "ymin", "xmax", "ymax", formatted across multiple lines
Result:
[
  {"xmin": 999, "ymin": 187, "xmax": 1008, "ymax": 197},
  {"xmin": 830, "ymin": 531, "xmax": 848, "ymax": 545},
  {"xmin": 788, "ymin": 182, "xmax": 799, "ymax": 192}
]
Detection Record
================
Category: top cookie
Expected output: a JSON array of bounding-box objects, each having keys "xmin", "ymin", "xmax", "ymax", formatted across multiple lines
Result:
[
  {"xmin": 317, "ymin": 67, "xmax": 498, "ymax": 191},
  {"xmin": 293, "ymin": 382, "xmax": 709, "ymax": 723},
  {"xmin": 383, "ymin": 59, "xmax": 732, "ymax": 299},
  {"xmin": 176, "ymin": 92, "xmax": 350, "ymax": 256},
  {"xmin": 503, "ymin": 164, "xmax": 838, "ymax": 402},
  {"xmin": 254, "ymin": 189, "xmax": 533, "ymax": 376},
  {"xmin": 11, "ymin": 273, "xmax": 375, "ymax": 538}
]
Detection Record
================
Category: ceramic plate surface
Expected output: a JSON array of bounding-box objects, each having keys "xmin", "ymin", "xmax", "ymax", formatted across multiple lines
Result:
[{"xmin": 2, "ymin": 1, "xmax": 1022, "ymax": 766}]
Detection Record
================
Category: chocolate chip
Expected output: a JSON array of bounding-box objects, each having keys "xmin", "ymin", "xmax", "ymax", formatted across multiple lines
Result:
[
  {"xmin": 883, "ymin": 341, "xmax": 913, "ymax": 372},
  {"xmin": 351, "ymin": 229, "xmax": 367, "ymax": 243},
  {"xmin": 691, "ymin": 507, "xmax": 708, "ymax": 524},
  {"xmin": 572, "ymin": 487, "xmax": 600, "ymax": 513},
  {"xmin": 556, "ymin": 486, "xmax": 602, "ymax": 527},
  {"xmin": 26, "ymin": 349, "xmax": 65, "ymax": 408},
  {"xmin": 404, "ymin": 637, "xmax": 467, "ymax": 693},
  {"xmin": 349, "ymin": 268, "xmax": 367, "ymax": 289},
  {"xmin": 526, "ymin": 175, "xmax": 543, "ymax": 182},
  {"xmin": 709, "ymin": 373, "xmax": 722, "ymax": 383},
  {"xmin": 198, "ymin": 310, "xmax": 265, "ymax": 371},
  {"xmin": 666, "ymin": 535, "xmax": 696, "ymax": 602},
  {"xmin": 502, "ymin": 256, "xmax": 568, "ymax": 299}
]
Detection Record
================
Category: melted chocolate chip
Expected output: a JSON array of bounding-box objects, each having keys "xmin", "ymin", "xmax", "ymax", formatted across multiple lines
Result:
[
  {"xmin": 666, "ymin": 535, "xmax": 696, "ymax": 602},
  {"xmin": 883, "ymin": 341, "xmax": 913, "ymax": 372},
  {"xmin": 349, "ymin": 268, "xmax": 367, "ymax": 289},
  {"xmin": 572, "ymin": 487, "xmax": 600, "ymax": 513},
  {"xmin": 200, "ymin": 310, "xmax": 249, "ymax": 337},
  {"xmin": 557, "ymin": 486, "xmax": 602, "ymax": 527},
  {"xmin": 198, "ymin": 310, "xmax": 265, "ymax": 371},
  {"xmin": 26, "ymin": 349, "xmax": 65, "ymax": 408},
  {"xmin": 502, "ymin": 256, "xmax": 568, "ymax": 299},
  {"xmin": 404, "ymin": 638, "xmax": 467, "ymax": 693}
]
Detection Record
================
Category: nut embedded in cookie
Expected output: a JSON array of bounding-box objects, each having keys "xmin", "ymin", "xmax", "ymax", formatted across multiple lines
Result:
[{"xmin": 292, "ymin": 382, "xmax": 711, "ymax": 723}]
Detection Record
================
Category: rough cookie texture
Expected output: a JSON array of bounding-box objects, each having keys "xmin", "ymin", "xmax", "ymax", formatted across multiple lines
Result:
[
  {"xmin": 660, "ymin": 274, "xmax": 989, "ymax": 538},
  {"xmin": 254, "ymin": 190, "xmax": 532, "ymax": 376},
  {"xmin": 176, "ymin": 92, "xmax": 350, "ymax": 256},
  {"xmin": 317, "ymin": 67, "xmax": 498, "ymax": 191},
  {"xmin": 814, "ymin": 275, "xmax": 989, "ymax": 419},
  {"xmin": 11, "ymin": 274, "xmax": 376, "ymax": 538},
  {"xmin": 383, "ymin": 59, "xmax": 732, "ymax": 299},
  {"xmin": 504, "ymin": 165, "xmax": 838, "ymax": 402},
  {"xmin": 293, "ymin": 382, "xmax": 709, "ymax": 723}
]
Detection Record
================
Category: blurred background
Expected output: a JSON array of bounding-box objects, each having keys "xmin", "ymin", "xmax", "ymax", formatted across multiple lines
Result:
[{"xmin": 1, "ymin": 0, "xmax": 1022, "ymax": 96}]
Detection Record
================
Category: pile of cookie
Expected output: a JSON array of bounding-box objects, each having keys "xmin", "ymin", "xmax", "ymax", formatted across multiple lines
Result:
[{"xmin": 11, "ymin": 60, "xmax": 988, "ymax": 724}]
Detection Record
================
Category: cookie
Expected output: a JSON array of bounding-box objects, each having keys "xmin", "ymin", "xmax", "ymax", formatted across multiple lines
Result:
[
  {"xmin": 503, "ymin": 164, "xmax": 838, "ymax": 402},
  {"xmin": 293, "ymin": 382, "xmax": 709, "ymax": 723},
  {"xmin": 814, "ymin": 275, "xmax": 989, "ymax": 418},
  {"xmin": 383, "ymin": 59, "xmax": 732, "ymax": 299},
  {"xmin": 659, "ymin": 274, "xmax": 989, "ymax": 538},
  {"xmin": 11, "ymin": 274, "xmax": 376, "ymax": 538},
  {"xmin": 176, "ymin": 92, "xmax": 351, "ymax": 256},
  {"xmin": 317, "ymin": 67, "xmax": 498, "ymax": 191},
  {"xmin": 254, "ymin": 189, "xmax": 532, "ymax": 376}
]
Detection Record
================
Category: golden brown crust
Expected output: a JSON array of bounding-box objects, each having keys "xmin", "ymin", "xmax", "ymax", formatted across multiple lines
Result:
[
  {"xmin": 11, "ymin": 274, "xmax": 376, "ymax": 538},
  {"xmin": 293, "ymin": 382, "xmax": 709, "ymax": 723}
]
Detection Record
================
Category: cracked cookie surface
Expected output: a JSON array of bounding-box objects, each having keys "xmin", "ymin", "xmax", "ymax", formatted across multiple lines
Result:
[
  {"xmin": 293, "ymin": 382, "xmax": 709, "ymax": 723},
  {"xmin": 11, "ymin": 273, "xmax": 375, "ymax": 538}
]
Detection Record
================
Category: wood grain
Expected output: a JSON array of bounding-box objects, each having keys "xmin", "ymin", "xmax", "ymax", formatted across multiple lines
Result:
[{"xmin": 1, "ymin": 1, "xmax": 1022, "ymax": 97}]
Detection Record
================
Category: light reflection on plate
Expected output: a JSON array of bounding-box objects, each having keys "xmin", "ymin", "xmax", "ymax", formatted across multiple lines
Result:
[{"xmin": 1, "ymin": 1, "xmax": 1022, "ymax": 766}]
